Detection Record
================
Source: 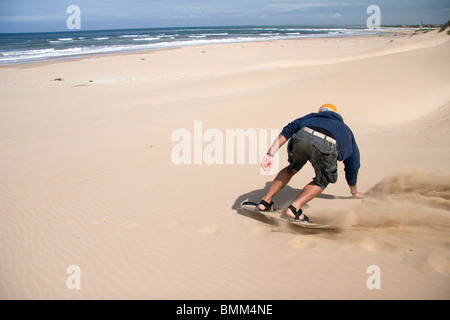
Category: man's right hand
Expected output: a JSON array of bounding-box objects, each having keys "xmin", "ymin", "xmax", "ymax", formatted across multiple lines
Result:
[{"xmin": 261, "ymin": 154, "xmax": 273, "ymax": 173}]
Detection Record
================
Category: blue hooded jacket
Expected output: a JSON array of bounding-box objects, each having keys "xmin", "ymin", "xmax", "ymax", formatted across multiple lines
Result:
[{"xmin": 280, "ymin": 111, "xmax": 360, "ymax": 186}]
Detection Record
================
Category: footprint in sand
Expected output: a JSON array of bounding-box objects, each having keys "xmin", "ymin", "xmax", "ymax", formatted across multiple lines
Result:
[
  {"xmin": 358, "ymin": 237, "xmax": 398, "ymax": 252},
  {"xmin": 287, "ymin": 235, "xmax": 317, "ymax": 249},
  {"xmin": 427, "ymin": 252, "xmax": 450, "ymax": 275},
  {"xmin": 197, "ymin": 224, "xmax": 222, "ymax": 234},
  {"xmin": 165, "ymin": 221, "xmax": 183, "ymax": 229},
  {"xmin": 249, "ymin": 225, "xmax": 274, "ymax": 234},
  {"xmin": 93, "ymin": 218, "xmax": 108, "ymax": 224}
]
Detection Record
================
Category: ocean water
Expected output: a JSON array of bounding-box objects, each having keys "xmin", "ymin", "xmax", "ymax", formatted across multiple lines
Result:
[{"xmin": 0, "ymin": 26, "xmax": 379, "ymax": 65}]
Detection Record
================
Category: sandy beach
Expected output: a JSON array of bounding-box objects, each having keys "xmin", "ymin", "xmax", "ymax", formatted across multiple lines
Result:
[{"xmin": 0, "ymin": 28, "xmax": 449, "ymax": 300}]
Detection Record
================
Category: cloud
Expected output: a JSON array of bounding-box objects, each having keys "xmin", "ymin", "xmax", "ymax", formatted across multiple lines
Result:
[
  {"xmin": 0, "ymin": 15, "xmax": 47, "ymax": 22},
  {"xmin": 266, "ymin": 3, "xmax": 328, "ymax": 13},
  {"xmin": 1, "ymin": 0, "xmax": 449, "ymax": 32}
]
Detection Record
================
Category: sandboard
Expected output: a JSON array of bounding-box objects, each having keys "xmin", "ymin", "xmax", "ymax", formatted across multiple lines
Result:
[{"xmin": 240, "ymin": 201, "xmax": 336, "ymax": 230}]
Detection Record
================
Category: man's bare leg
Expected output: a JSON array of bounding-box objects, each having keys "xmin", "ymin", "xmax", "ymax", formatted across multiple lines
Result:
[
  {"xmin": 258, "ymin": 166, "xmax": 298, "ymax": 210},
  {"xmin": 286, "ymin": 181, "xmax": 324, "ymax": 220}
]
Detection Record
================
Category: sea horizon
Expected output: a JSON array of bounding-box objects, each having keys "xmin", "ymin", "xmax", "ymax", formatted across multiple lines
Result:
[{"xmin": 0, "ymin": 25, "xmax": 397, "ymax": 65}]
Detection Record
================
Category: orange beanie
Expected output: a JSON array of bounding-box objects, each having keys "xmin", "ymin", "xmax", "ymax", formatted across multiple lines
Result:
[{"xmin": 318, "ymin": 103, "xmax": 337, "ymax": 113}]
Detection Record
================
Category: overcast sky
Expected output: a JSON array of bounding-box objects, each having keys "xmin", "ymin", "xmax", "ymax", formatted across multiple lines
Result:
[{"xmin": 0, "ymin": 0, "xmax": 449, "ymax": 33}]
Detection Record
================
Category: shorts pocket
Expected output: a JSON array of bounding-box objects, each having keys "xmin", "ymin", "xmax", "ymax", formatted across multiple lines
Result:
[
  {"xmin": 287, "ymin": 138, "xmax": 294, "ymax": 163},
  {"xmin": 311, "ymin": 143, "xmax": 338, "ymax": 184},
  {"xmin": 288, "ymin": 136, "xmax": 304, "ymax": 163},
  {"xmin": 325, "ymin": 166, "xmax": 338, "ymax": 184}
]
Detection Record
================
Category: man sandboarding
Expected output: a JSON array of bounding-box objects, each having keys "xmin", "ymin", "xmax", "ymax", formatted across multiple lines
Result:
[{"xmin": 249, "ymin": 104, "xmax": 365, "ymax": 227}]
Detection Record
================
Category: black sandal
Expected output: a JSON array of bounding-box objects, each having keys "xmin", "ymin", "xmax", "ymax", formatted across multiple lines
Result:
[
  {"xmin": 288, "ymin": 205, "xmax": 309, "ymax": 222},
  {"xmin": 258, "ymin": 200, "xmax": 274, "ymax": 212}
]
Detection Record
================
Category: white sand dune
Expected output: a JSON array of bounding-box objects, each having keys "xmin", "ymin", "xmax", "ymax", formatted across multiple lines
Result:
[{"xmin": 0, "ymin": 29, "xmax": 449, "ymax": 299}]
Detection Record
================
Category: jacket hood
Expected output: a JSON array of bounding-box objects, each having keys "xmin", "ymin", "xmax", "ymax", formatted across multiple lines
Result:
[{"xmin": 315, "ymin": 111, "xmax": 344, "ymax": 122}]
